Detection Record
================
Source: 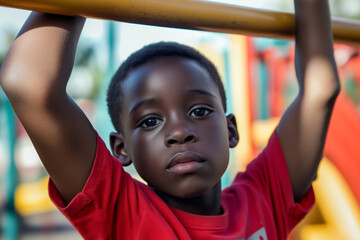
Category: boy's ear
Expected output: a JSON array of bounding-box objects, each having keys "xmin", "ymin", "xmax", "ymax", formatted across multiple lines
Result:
[
  {"xmin": 226, "ymin": 114, "xmax": 239, "ymax": 148},
  {"xmin": 110, "ymin": 132, "xmax": 132, "ymax": 166}
]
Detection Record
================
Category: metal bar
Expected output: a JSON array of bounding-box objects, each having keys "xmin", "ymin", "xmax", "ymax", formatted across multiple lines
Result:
[{"xmin": 0, "ymin": 0, "xmax": 359, "ymax": 45}]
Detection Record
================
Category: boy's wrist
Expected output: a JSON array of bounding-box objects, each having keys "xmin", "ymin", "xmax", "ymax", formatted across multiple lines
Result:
[{"xmin": 29, "ymin": 11, "xmax": 86, "ymax": 27}]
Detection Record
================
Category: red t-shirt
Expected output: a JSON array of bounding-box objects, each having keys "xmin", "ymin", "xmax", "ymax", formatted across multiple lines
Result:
[{"xmin": 49, "ymin": 131, "xmax": 314, "ymax": 239}]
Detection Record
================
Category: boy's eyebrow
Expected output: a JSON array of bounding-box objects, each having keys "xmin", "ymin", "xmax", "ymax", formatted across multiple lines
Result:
[
  {"xmin": 129, "ymin": 98, "xmax": 159, "ymax": 115},
  {"xmin": 186, "ymin": 89, "xmax": 217, "ymax": 99}
]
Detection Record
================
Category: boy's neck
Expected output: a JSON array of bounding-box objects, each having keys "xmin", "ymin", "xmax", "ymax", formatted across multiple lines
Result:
[{"xmin": 152, "ymin": 181, "xmax": 222, "ymax": 216}]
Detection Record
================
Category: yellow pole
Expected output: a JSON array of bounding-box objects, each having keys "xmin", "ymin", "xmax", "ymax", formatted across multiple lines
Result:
[
  {"xmin": 229, "ymin": 35, "xmax": 253, "ymax": 174},
  {"xmin": 0, "ymin": 0, "xmax": 360, "ymax": 46}
]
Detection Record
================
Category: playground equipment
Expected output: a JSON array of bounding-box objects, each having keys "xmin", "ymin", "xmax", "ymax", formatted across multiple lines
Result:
[
  {"xmin": 0, "ymin": 0, "xmax": 360, "ymax": 46},
  {"xmin": 243, "ymin": 40, "xmax": 360, "ymax": 239}
]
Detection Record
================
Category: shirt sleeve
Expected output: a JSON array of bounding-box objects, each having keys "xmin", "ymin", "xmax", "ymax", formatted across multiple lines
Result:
[
  {"xmin": 48, "ymin": 132, "xmax": 131, "ymax": 239},
  {"xmin": 239, "ymin": 130, "xmax": 315, "ymax": 235}
]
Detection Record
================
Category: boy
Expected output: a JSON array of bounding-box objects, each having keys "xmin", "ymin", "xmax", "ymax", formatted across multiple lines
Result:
[{"xmin": 0, "ymin": 0, "xmax": 340, "ymax": 239}]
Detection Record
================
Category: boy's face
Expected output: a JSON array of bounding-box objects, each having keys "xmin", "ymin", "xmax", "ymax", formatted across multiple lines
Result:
[{"xmin": 112, "ymin": 56, "xmax": 238, "ymax": 198}]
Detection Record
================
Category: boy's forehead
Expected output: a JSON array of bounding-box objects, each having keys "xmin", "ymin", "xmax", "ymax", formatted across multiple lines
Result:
[
  {"xmin": 122, "ymin": 56, "xmax": 218, "ymax": 96},
  {"xmin": 120, "ymin": 56, "xmax": 222, "ymax": 112}
]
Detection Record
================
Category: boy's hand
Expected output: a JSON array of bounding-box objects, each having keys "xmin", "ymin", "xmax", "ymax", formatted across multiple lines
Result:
[
  {"xmin": 276, "ymin": 0, "xmax": 340, "ymax": 202},
  {"xmin": 0, "ymin": 12, "xmax": 96, "ymax": 205}
]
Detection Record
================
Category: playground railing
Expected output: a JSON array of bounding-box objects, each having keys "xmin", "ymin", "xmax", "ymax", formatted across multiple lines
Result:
[{"xmin": 0, "ymin": 0, "xmax": 359, "ymax": 46}]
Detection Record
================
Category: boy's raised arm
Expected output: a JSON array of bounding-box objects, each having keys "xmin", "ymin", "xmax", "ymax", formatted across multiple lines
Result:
[
  {"xmin": 276, "ymin": 0, "xmax": 340, "ymax": 202},
  {"xmin": 0, "ymin": 12, "xmax": 97, "ymax": 204}
]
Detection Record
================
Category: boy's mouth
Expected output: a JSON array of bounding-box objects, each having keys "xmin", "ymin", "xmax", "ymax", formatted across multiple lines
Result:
[{"xmin": 166, "ymin": 152, "xmax": 206, "ymax": 174}]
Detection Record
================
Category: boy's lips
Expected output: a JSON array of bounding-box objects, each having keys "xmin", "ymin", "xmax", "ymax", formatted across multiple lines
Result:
[{"xmin": 167, "ymin": 152, "xmax": 205, "ymax": 174}]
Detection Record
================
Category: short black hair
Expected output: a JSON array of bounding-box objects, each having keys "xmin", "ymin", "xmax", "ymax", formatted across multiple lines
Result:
[{"xmin": 107, "ymin": 41, "xmax": 227, "ymax": 133}]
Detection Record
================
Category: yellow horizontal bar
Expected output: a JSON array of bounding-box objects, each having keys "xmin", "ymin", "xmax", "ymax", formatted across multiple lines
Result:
[{"xmin": 0, "ymin": 0, "xmax": 359, "ymax": 46}]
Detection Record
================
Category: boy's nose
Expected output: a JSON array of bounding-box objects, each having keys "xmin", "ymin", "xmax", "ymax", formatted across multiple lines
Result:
[{"xmin": 165, "ymin": 126, "xmax": 198, "ymax": 146}]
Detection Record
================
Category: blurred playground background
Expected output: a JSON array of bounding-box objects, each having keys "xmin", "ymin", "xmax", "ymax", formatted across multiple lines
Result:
[{"xmin": 0, "ymin": 0, "xmax": 360, "ymax": 239}]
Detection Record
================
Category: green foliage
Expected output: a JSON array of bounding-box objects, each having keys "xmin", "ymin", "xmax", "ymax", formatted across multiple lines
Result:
[{"xmin": 330, "ymin": 0, "xmax": 360, "ymax": 20}]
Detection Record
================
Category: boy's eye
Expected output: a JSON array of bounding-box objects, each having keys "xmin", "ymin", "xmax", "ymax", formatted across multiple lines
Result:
[
  {"xmin": 189, "ymin": 107, "xmax": 212, "ymax": 117},
  {"xmin": 139, "ymin": 118, "xmax": 162, "ymax": 128}
]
